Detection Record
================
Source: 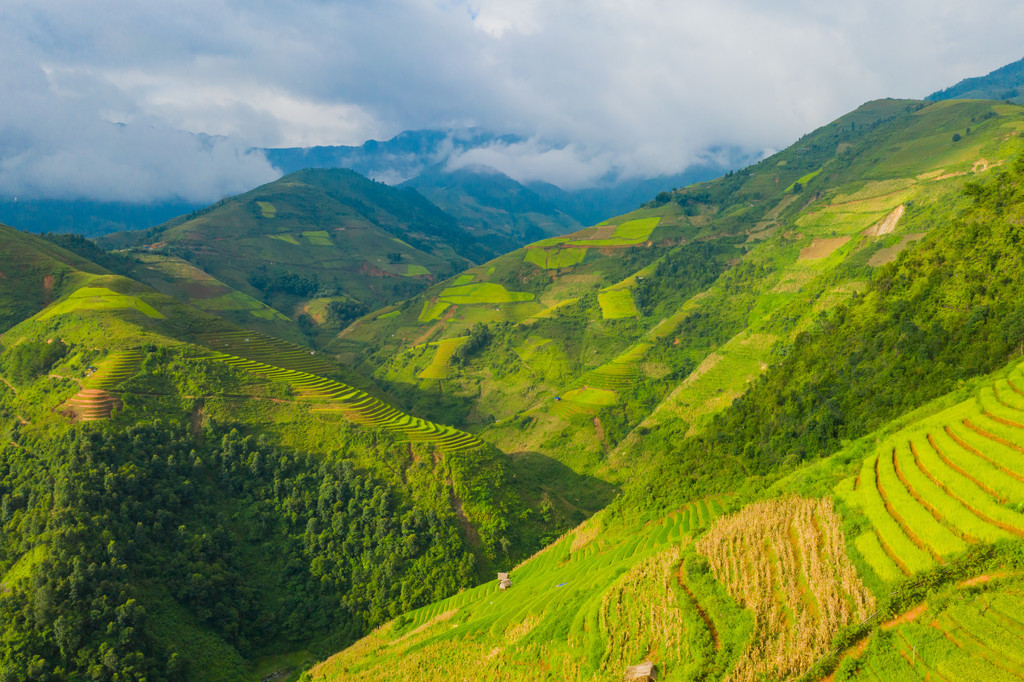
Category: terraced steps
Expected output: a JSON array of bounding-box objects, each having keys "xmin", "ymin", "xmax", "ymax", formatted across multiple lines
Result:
[
  {"xmin": 839, "ymin": 361, "xmax": 1024, "ymax": 581},
  {"xmin": 205, "ymin": 352, "xmax": 484, "ymax": 451},
  {"xmin": 195, "ymin": 330, "xmax": 334, "ymax": 374},
  {"xmin": 65, "ymin": 389, "xmax": 121, "ymax": 421},
  {"xmin": 64, "ymin": 349, "xmax": 144, "ymax": 421}
]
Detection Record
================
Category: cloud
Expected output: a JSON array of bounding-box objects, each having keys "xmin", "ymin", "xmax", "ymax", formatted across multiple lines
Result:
[{"xmin": 2, "ymin": 0, "xmax": 1024, "ymax": 202}]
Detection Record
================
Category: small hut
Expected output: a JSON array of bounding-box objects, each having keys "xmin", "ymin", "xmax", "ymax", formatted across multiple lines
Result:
[
  {"xmin": 497, "ymin": 572, "xmax": 512, "ymax": 590},
  {"xmin": 623, "ymin": 661, "xmax": 658, "ymax": 681}
]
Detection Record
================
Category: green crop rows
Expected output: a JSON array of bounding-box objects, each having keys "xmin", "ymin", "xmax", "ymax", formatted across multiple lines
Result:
[
  {"xmin": 203, "ymin": 347, "xmax": 483, "ymax": 451},
  {"xmin": 839, "ymin": 360, "xmax": 1024, "ymax": 581}
]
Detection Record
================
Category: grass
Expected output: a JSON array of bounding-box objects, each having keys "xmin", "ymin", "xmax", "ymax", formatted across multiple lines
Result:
[
  {"xmin": 406, "ymin": 264, "xmax": 430, "ymax": 276},
  {"xmin": 268, "ymin": 233, "xmax": 300, "ymax": 245},
  {"xmin": 256, "ymin": 201, "xmax": 277, "ymax": 218},
  {"xmin": 597, "ymin": 289, "xmax": 638, "ymax": 319},
  {"xmin": 40, "ymin": 286, "xmax": 164, "ymax": 320}
]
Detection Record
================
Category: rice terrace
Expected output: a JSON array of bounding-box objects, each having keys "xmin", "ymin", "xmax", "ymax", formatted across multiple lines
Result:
[{"xmin": 3, "ymin": 19, "xmax": 1024, "ymax": 682}]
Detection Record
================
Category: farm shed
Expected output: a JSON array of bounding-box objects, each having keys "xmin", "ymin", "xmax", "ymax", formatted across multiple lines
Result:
[
  {"xmin": 497, "ymin": 572, "xmax": 512, "ymax": 590},
  {"xmin": 624, "ymin": 661, "xmax": 658, "ymax": 681}
]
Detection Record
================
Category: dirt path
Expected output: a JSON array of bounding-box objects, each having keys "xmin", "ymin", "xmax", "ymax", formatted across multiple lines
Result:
[
  {"xmin": 883, "ymin": 602, "xmax": 928, "ymax": 629},
  {"xmin": 0, "ymin": 374, "xmax": 17, "ymax": 396}
]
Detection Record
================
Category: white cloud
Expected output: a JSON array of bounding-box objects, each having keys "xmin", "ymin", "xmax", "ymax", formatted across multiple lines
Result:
[{"xmin": 1, "ymin": 0, "xmax": 1024, "ymax": 202}]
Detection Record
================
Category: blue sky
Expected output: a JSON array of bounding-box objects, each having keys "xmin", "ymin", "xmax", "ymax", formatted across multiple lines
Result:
[{"xmin": 2, "ymin": 0, "xmax": 1023, "ymax": 202}]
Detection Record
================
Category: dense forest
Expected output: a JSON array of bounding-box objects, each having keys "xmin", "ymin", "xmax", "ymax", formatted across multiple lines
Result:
[{"xmin": 0, "ymin": 421, "xmax": 475, "ymax": 680}]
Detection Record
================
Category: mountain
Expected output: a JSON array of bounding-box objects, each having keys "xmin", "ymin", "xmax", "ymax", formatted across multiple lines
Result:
[
  {"xmin": 312, "ymin": 97, "xmax": 1024, "ymax": 678},
  {"xmin": 0, "ymin": 220, "xmax": 597, "ymax": 679},
  {"xmin": 0, "ymin": 197, "xmax": 201, "ymax": 239},
  {"xmin": 263, "ymin": 129, "xmax": 525, "ymax": 185},
  {"xmin": 399, "ymin": 165, "xmax": 582, "ymax": 254},
  {"xmin": 929, "ymin": 55, "xmax": 1024, "ymax": 105},
  {"xmin": 98, "ymin": 168, "xmax": 502, "ymax": 344},
  {"xmin": 263, "ymin": 128, "xmax": 746, "ymax": 227}
]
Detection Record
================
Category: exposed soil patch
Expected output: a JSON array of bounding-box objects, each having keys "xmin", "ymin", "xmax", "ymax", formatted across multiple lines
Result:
[
  {"xmin": 867, "ymin": 233, "xmax": 926, "ymax": 266},
  {"xmin": 863, "ymin": 204, "xmax": 905, "ymax": 237},
  {"xmin": 799, "ymin": 237, "xmax": 850, "ymax": 260},
  {"xmin": 42, "ymin": 274, "xmax": 54, "ymax": 303},
  {"xmin": 448, "ymin": 480, "xmax": 481, "ymax": 548},
  {"xmin": 883, "ymin": 602, "xmax": 928, "ymax": 629},
  {"xmin": 959, "ymin": 571, "xmax": 1016, "ymax": 588}
]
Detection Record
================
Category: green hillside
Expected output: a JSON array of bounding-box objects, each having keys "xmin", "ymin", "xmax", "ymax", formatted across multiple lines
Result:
[
  {"xmin": 98, "ymin": 169, "xmax": 494, "ymax": 343},
  {"xmin": 0, "ymin": 231, "xmax": 586, "ymax": 680},
  {"xmin": 336, "ymin": 98, "xmax": 1024, "ymax": 482},
  {"xmin": 306, "ymin": 98, "xmax": 1024, "ymax": 680},
  {"xmin": 6, "ymin": 90, "xmax": 1024, "ymax": 681}
]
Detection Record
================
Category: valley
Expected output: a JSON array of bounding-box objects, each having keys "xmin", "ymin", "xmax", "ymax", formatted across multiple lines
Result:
[{"xmin": 5, "ymin": 69, "xmax": 1024, "ymax": 682}]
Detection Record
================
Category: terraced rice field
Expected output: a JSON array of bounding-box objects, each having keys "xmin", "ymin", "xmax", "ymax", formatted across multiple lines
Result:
[
  {"xmin": 205, "ymin": 352, "xmax": 483, "ymax": 451},
  {"xmin": 844, "ymin": 574, "xmax": 1024, "ymax": 681},
  {"xmin": 838, "ymin": 360, "xmax": 1024, "ymax": 582},
  {"xmin": 311, "ymin": 496, "xmax": 726, "ymax": 681},
  {"xmin": 696, "ymin": 497, "xmax": 875, "ymax": 681},
  {"xmin": 418, "ymin": 300, "xmax": 451, "ymax": 323},
  {"xmin": 418, "ymin": 337, "xmax": 468, "ymax": 380},
  {"xmin": 564, "ymin": 217, "xmax": 661, "ymax": 247},
  {"xmin": 195, "ymin": 330, "xmax": 336, "ymax": 374},
  {"xmin": 585, "ymin": 343, "xmax": 652, "ymax": 390},
  {"xmin": 548, "ymin": 387, "xmax": 618, "ymax": 419},
  {"xmin": 65, "ymin": 349, "xmax": 145, "ymax": 421},
  {"xmin": 438, "ymin": 283, "xmax": 534, "ymax": 305}
]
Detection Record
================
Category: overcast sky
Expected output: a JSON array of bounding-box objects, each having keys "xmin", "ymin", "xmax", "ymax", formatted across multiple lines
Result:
[{"xmin": 2, "ymin": 0, "xmax": 1023, "ymax": 202}]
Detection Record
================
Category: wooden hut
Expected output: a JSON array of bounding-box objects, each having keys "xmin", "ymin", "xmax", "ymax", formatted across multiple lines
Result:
[
  {"xmin": 497, "ymin": 572, "xmax": 512, "ymax": 590},
  {"xmin": 623, "ymin": 661, "xmax": 658, "ymax": 681}
]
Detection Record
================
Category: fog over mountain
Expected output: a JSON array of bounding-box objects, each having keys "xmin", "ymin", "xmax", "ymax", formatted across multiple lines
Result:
[{"xmin": 1, "ymin": 0, "xmax": 1023, "ymax": 209}]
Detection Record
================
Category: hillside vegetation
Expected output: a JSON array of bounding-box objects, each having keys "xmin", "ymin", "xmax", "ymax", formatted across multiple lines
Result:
[
  {"xmin": 0, "ymin": 234, "xmax": 580, "ymax": 680},
  {"xmin": 310, "ymin": 98, "xmax": 1024, "ymax": 680},
  {"xmin": 338, "ymin": 98, "xmax": 1024, "ymax": 484}
]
